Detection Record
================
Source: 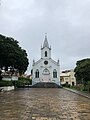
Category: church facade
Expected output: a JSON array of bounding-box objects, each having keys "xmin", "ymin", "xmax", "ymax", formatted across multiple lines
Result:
[{"xmin": 32, "ymin": 35, "xmax": 60, "ymax": 86}]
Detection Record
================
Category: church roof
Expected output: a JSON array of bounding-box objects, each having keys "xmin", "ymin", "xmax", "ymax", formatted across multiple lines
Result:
[{"xmin": 43, "ymin": 34, "xmax": 49, "ymax": 48}]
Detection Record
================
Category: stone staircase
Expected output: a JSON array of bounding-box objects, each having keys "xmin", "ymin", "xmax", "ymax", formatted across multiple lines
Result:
[{"xmin": 32, "ymin": 82, "xmax": 62, "ymax": 88}]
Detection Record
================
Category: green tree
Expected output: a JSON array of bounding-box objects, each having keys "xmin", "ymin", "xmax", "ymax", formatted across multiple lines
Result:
[
  {"xmin": 0, "ymin": 34, "xmax": 29, "ymax": 74},
  {"xmin": 74, "ymin": 58, "xmax": 90, "ymax": 85}
]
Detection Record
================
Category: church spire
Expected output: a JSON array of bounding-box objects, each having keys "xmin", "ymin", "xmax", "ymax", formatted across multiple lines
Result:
[{"xmin": 43, "ymin": 33, "xmax": 49, "ymax": 48}]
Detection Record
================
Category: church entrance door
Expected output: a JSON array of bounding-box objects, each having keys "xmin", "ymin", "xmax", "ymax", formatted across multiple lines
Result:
[{"xmin": 42, "ymin": 69, "xmax": 51, "ymax": 82}]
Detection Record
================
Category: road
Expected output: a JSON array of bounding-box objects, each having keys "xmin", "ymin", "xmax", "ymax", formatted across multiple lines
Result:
[{"xmin": 0, "ymin": 88, "xmax": 90, "ymax": 120}]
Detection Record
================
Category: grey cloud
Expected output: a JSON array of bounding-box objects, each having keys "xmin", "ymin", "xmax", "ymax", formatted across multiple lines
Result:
[{"xmin": 0, "ymin": 0, "xmax": 90, "ymax": 74}]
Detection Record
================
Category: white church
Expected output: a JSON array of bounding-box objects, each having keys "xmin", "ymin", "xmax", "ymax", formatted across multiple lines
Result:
[{"xmin": 32, "ymin": 34, "xmax": 61, "ymax": 87}]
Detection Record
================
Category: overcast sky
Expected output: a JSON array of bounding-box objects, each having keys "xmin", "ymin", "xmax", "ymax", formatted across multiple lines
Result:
[{"xmin": 0, "ymin": 0, "xmax": 90, "ymax": 74}]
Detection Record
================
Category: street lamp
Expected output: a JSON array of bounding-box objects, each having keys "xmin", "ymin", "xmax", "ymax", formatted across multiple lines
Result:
[
  {"xmin": 9, "ymin": 66, "xmax": 18, "ymax": 87},
  {"xmin": 10, "ymin": 66, "xmax": 15, "ymax": 86}
]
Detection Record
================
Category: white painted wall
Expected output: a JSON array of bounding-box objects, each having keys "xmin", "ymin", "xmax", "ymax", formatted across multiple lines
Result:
[
  {"xmin": 0, "ymin": 86, "xmax": 14, "ymax": 91},
  {"xmin": 32, "ymin": 43, "xmax": 60, "ymax": 86},
  {"xmin": 2, "ymin": 76, "xmax": 18, "ymax": 81},
  {"xmin": 41, "ymin": 47, "xmax": 51, "ymax": 59}
]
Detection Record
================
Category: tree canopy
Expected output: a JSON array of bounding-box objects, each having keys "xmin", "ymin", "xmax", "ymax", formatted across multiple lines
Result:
[
  {"xmin": 0, "ymin": 34, "xmax": 29, "ymax": 74},
  {"xmin": 74, "ymin": 58, "xmax": 90, "ymax": 84}
]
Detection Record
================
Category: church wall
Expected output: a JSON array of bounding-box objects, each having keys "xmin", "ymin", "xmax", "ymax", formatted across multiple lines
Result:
[
  {"xmin": 49, "ymin": 60, "xmax": 60, "ymax": 85},
  {"xmin": 32, "ymin": 62, "xmax": 42, "ymax": 85},
  {"xmin": 32, "ymin": 59, "xmax": 60, "ymax": 85}
]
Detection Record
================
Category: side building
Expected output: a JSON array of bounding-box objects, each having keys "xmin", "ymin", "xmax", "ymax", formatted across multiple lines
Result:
[
  {"xmin": 32, "ymin": 35, "xmax": 60, "ymax": 86},
  {"xmin": 60, "ymin": 69, "xmax": 76, "ymax": 86}
]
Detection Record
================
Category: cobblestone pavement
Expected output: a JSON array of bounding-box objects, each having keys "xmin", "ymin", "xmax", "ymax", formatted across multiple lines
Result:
[
  {"xmin": 0, "ymin": 88, "xmax": 90, "ymax": 120},
  {"xmin": 64, "ymin": 88, "xmax": 90, "ymax": 99}
]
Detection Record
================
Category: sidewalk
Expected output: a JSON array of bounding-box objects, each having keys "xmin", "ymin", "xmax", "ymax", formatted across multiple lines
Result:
[{"xmin": 64, "ymin": 87, "xmax": 90, "ymax": 99}]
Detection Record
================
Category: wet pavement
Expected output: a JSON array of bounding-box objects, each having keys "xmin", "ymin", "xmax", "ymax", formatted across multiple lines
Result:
[
  {"xmin": 0, "ymin": 88, "xmax": 90, "ymax": 120},
  {"xmin": 64, "ymin": 87, "xmax": 90, "ymax": 99}
]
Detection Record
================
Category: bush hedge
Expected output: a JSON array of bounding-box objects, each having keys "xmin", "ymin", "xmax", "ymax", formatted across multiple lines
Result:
[
  {"xmin": 0, "ymin": 77, "xmax": 32, "ymax": 87},
  {"xmin": 0, "ymin": 80, "xmax": 12, "ymax": 87}
]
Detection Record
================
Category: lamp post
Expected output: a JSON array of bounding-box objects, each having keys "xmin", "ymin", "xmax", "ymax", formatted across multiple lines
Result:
[
  {"xmin": 10, "ymin": 67, "xmax": 18, "ymax": 87},
  {"xmin": 0, "ymin": 68, "xmax": 2, "ymax": 80},
  {"xmin": 10, "ymin": 66, "xmax": 15, "ymax": 86}
]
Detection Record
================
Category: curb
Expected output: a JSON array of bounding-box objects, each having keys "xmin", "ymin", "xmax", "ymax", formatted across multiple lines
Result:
[{"xmin": 64, "ymin": 87, "xmax": 90, "ymax": 99}]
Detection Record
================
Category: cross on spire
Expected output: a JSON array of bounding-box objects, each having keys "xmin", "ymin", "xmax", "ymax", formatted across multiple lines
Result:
[{"xmin": 45, "ymin": 33, "xmax": 47, "ymax": 40}]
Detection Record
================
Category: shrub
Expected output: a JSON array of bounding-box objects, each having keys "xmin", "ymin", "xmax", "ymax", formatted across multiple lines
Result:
[
  {"xmin": 62, "ymin": 83, "xmax": 71, "ymax": 88},
  {"xmin": 15, "ymin": 77, "xmax": 32, "ymax": 87},
  {"xmin": 0, "ymin": 80, "xmax": 12, "ymax": 87}
]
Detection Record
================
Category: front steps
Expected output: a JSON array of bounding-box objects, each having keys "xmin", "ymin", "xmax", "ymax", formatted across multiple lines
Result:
[{"xmin": 32, "ymin": 82, "xmax": 62, "ymax": 88}]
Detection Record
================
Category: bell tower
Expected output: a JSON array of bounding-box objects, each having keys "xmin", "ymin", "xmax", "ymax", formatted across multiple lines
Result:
[{"xmin": 41, "ymin": 33, "xmax": 51, "ymax": 59}]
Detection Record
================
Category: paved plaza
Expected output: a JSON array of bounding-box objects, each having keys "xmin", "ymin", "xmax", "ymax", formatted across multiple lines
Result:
[{"xmin": 0, "ymin": 88, "xmax": 90, "ymax": 120}]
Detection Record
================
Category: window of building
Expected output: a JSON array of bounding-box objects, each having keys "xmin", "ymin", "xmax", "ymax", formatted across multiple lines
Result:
[
  {"xmin": 53, "ymin": 69, "xmax": 57, "ymax": 78},
  {"xmin": 35, "ymin": 69, "xmax": 39, "ymax": 78},
  {"xmin": 60, "ymin": 78, "xmax": 64, "ymax": 82},
  {"xmin": 44, "ymin": 61, "xmax": 48, "ymax": 65},
  {"xmin": 45, "ymin": 51, "xmax": 47, "ymax": 57},
  {"xmin": 66, "ymin": 82, "xmax": 68, "ymax": 84},
  {"xmin": 72, "ymin": 82, "xmax": 75, "ymax": 86},
  {"xmin": 65, "ymin": 77, "xmax": 68, "ymax": 80}
]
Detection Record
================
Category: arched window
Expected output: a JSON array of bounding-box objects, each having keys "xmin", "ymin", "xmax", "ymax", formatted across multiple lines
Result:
[
  {"xmin": 35, "ymin": 69, "xmax": 39, "ymax": 78},
  {"xmin": 53, "ymin": 69, "xmax": 57, "ymax": 78},
  {"xmin": 45, "ymin": 51, "xmax": 47, "ymax": 57},
  {"xmin": 43, "ymin": 68, "xmax": 50, "ymax": 75}
]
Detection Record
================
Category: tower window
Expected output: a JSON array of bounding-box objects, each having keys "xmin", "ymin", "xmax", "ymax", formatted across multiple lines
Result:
[{"xmin": 45, "ymin": 51, "xmax": 47, "ymax": 57}]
